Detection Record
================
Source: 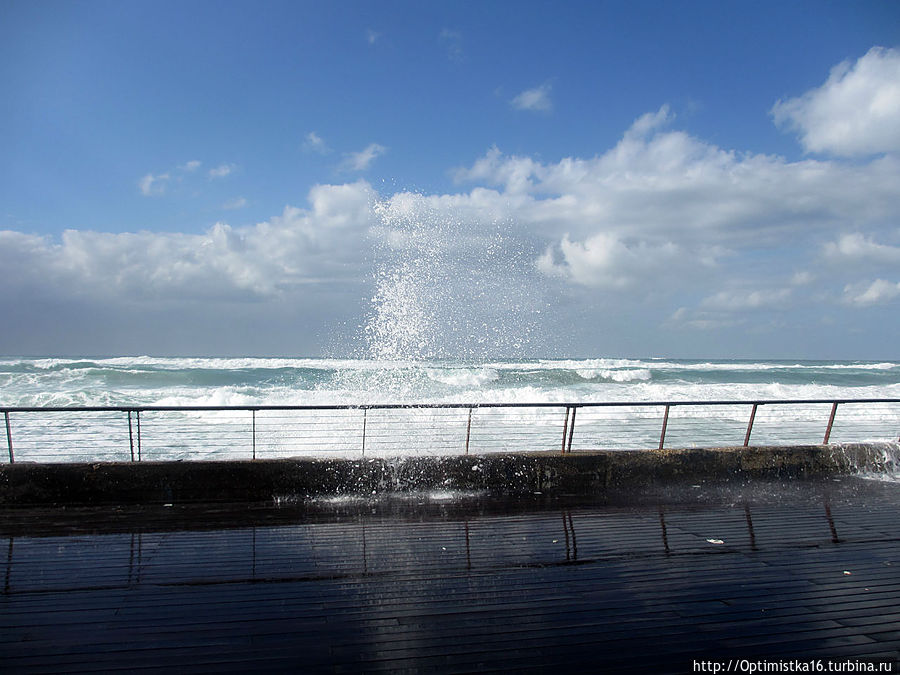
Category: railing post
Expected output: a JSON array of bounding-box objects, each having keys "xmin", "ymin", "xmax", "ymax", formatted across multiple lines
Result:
[
  {"xmin": 744, "ymin": 403, "xmax": 758, "ymax": 447},
  {"xmin": 136, "ymin": 410, "xmax": 142, "ymax": 462},
  {"xmin": 464, "ymin": 407, "xmax": 473, "ymax": 455},
  {"xmin": 252, "ymin": 409, "xmax": 257, "ymax": 460},
  {"xmin": 659, "ymin": 405, "xmax": 670, "ymax": 450},
  {"xmin": 566, "ymin": 407, "xmax": 577, "ymax": 454},
  {"xmin": 561, "ymin": 407, "xmax": 570, "ymax": 454},
  {"xmin": 127, "ymin": 411, "xmax": 135, "ymax": 462},
  {"xmin": 361, "ymin": 408, "xmax": 367, "ymax": 457},
  {"xmin": 823, "ymin": 402, "xmax": 839, "ymax": 444},
  {"xmin": 4, "ymin": 412, "xmax": 13, "ymax": 464}
]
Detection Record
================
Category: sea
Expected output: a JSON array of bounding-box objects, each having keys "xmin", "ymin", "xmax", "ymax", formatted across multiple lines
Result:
[
  {"xmin": 2, "ymin": 355, "xmax": 899, "ymax": 409},
  {"xmin": 1, "ymin": 356, "xmax": 899, "ymax": 468}
]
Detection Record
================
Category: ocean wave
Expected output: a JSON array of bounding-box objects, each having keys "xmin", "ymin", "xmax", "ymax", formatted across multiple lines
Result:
[
  {"xmin": 0, "ymin": 356, "xmax": 358, "ymax": 373},
  {"xmin": 153, "ymin": 387, "xmax": 265, "ymax": 407},
  {"xmin": 425, "ymin": 368, "xmax": 500, "ymax": 387},
  {"xmin": 1, "ymin": 356, "xmax": 898, "ymax": 412},
  {"xmin": 576, "ymin": 368, "xmax": 652, "ymax": 382},
  {"xmin": 482, "ymin": 358, "xmax": 647, "ymax": 371},
  {"xmin": 2, "ymin": 355, "xmax": 897, "ymax": 377},
  {"xmin": 634, "ymin": 360, "xmax": 900, "ymax": 372}
]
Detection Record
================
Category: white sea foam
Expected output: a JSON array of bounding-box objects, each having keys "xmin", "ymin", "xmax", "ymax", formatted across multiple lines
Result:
[
  {"xmin": 153, "ymin": 388, "xmax": 264, "ymax": 407},
  {"xmin": 2, "ymin": 358, "xmax": 899, "ymax": 409},
  {"xmin": 425, "ymin": 368, "xmax": 500, "ymax": 387},
  {"xmin": 576, "ymin": 368, "xmax": 652, "ymax": 382},
  {"xmin": 2, "ymin": 356, "xmax": 899, "ymax": 462}
]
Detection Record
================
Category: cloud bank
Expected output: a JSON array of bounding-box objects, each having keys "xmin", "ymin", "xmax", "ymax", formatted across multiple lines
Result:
[
  {"xmin": 1, "ymin": 181, "xmax": 376, "ymax": 304},
  {"xmin": 3, "ymin": 48, "xmax": 899, "ymax": 356}
]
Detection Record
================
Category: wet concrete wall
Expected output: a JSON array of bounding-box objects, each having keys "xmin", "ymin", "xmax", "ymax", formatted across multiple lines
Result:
[{"xmin": 0, "ymin": 444, "xmax": 889, "ymax": 506}]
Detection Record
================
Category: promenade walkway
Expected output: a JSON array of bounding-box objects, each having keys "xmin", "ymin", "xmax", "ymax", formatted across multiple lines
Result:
[{"xmin": 2, "ymin": 479, "xmax": 899, "ymax": 673}]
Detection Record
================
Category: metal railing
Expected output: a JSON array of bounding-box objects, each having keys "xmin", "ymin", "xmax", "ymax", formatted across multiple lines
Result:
[{"xmin": 1, "ymin": 399, "xmax": 899, "ymax": 463}]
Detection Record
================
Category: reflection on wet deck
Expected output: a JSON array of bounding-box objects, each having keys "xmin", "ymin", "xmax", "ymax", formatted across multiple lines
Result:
[{"xmin": 2, "ymin": 480, "xmax": 899, "ymax": 672}]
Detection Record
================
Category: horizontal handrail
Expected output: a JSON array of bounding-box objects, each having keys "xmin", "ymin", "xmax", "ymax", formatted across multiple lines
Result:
[
  {"xmin": 3, "ymin": 398, "xmax": 899, "ymax": 413},
  {"xmin": 2, "ymin": 398, "xmax": 898, "ymax": 464}
]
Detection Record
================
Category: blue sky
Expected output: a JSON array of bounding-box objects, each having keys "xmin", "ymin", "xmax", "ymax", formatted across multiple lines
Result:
[{"xmin": 1, "ymin": 0, "xmax": 899, "ymax": 359}]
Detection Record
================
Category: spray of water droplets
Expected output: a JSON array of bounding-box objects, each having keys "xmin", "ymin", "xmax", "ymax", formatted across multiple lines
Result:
[
  {"xmin": 327, "ymin": 191, "xmax": 548, "ymax": 400},
  {"xmin": 365, "ymin": 192, "xmax": 544, "ymax": 362}
]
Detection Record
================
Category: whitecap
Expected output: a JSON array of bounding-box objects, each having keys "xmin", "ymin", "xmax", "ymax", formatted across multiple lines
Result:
[
  {"xmin": 425, "ymin": 368, "xmax": 500, "ymax": 387},
  {"xmin": 576, "ymin": 368, "xmax": 652, "ymax": 382}
]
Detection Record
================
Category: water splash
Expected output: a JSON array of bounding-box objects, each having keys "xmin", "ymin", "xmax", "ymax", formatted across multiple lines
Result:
[
  {"xmin": 329, "ymin": 192, "xmax": 546, "ymax": 400},
  {"xmin": 830, "ymin": 442, "xmax": 900, "ymax": 482},
  {"xmin": 365, "ymin": 192, "xmax": 542, "ymax": 362}
]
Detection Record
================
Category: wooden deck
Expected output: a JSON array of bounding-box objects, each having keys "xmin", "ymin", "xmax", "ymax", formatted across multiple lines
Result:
[{"xmin": 2, "ymin": 479, "xmax": 899, "ymax": 673}]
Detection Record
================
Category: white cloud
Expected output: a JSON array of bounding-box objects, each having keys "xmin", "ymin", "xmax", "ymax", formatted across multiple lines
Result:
[
  {"xmin": 304, "ymin": 131, "xmax": 330, "ymax": 154},
  {"xmin": 454, "ymin": 145, "xmax": 541, "ymax": 193},
  {"xmin": 342, "ymin": 143, "xmax": 387, "ymax": 172},
  {"xmin": 536, "ymin": 233, "xmax": 680, "ymax": 288},
  {"xmin": 701, "ymin": 288, "xmax": 792, "ymax": 311},
  {"xmin": 843, "ymin": 279, "xmax": 900, "ymax": 306},
  {"xmin": 138, "ymin": 173, "xmax": 169, "ymax": 196},
  {"xmin": 511, "ymin": 83, "xmax": 553, "ymax": 112},
  {"xmin": 449, "ymin": 107, "xmax": 900, "ymax": 302},
  {"xmin": 10, "ymin": 49, "xmax": 900, "ymax": 354},
  {"xmin": 208, "ymin": 163, "xmax": 236, "ymax": 179},
  {"xmin": 772, "ymin": 46, "xmax": 900, "ymax": 156},
  {"xmin": 626, "ymin": 105, "xmax": 673, "ymax": 138},
  {"xmin": 223, "ymin": 197, "xmax": 248, "ymax": 210},
  {"xmin": 664, "ymin": 286, "xmax": 793, "ymax": 334},
  {"xmin": 443, "ymin": 100, "xmax": 900, "ymax": 332},
  {"xmin": 823, "ymin": 233, "xmax": 900, "ymax": 264},
  {"xmin": 791, "ymin": 271, "xmax": 814, "ymax": 286},
  {"xmin": 366, "ymin": 29, "xmax": 381, "ymax": 45},
  {"xmin": 461, "ymin": 108, "xmax": 899, "ymax": 234},
  {"xmin": 3, "ymin": 181, "xmax": 376, "ymax": 302},
  {"xmin": 180, "ymin": 160, "xmax": 202, "ymax": 172}
]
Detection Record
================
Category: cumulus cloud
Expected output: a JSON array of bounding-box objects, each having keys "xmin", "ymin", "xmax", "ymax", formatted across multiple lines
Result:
[
  {"xmin": 772, "ymin": 46, "xmax": 900, "ymax": 156},
  {"xmin": 3, "ymin": 181, "xmax": 376, "ymax": 303},
  {"xmin": 824, "ymin": 233, "xmax": 900, "ymax": 264},
  {"xmin": 626, "ymin": 105, "xmax": 674, "ymax": 138},
  {"xmin": 208, "ymin": 163, "xmax": 236, "ymax": 179},
  {"xmin": 139, "ymin": 160, "xmax": 208, "ymax": 195},
  {"xmin": 536, "ymin": 234, "xmax": 680, "ymax": 288},
  {"xmin": 342, "ymin": 143, "xmax": 387, "ymax": 171},
  {"xmin": 303, "ymin": 131, "xmax": 330, "ymax": 154},
  {"xmin": 366, "ymin": 29, "xmax": 381, "ymax": 45},
  {"xmin": 843, "ymin": 279, "xmax": 900, "ymax": 306},
  {"xmin": 138, "ymin": 172, "xmax": 169, "ymax": 196},
  {"xmin": 452, "ymin": 106, "xmax": 900, "ymax": 294},
  {"xmin": 511, "ymin": 83, "xmax": 553, "ymax": 112},
  {"xmin": 8, "ymin": 49, "xmax": 900, "ymax": 354},
  {"xmin": 112, "ymin": 94, "xmax": 900, "ymax": 340}
]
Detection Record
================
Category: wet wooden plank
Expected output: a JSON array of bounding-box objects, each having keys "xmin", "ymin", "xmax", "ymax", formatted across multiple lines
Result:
[{"xmin": 2, "ymin": 479, "xmax": 899, "ymax": 672}]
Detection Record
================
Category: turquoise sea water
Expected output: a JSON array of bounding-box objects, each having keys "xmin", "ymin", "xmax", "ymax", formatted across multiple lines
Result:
[
  {"xmin": 1, "ymin": 356, "xmax": 899, "ymax": 408},
  {"xmin": 2, "ymin": 356, "xmax": 898, "ymax": 463}
]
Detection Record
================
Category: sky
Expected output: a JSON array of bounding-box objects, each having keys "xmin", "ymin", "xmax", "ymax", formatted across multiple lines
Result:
[{"xmin": 1, "ymin": 0, "xmax": 899, "ymax": 360}]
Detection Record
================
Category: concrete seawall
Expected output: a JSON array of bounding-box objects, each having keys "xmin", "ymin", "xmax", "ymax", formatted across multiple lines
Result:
[{"xmin": 0, "ymin": 443, "xmax": 891, "ymax": 506}]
